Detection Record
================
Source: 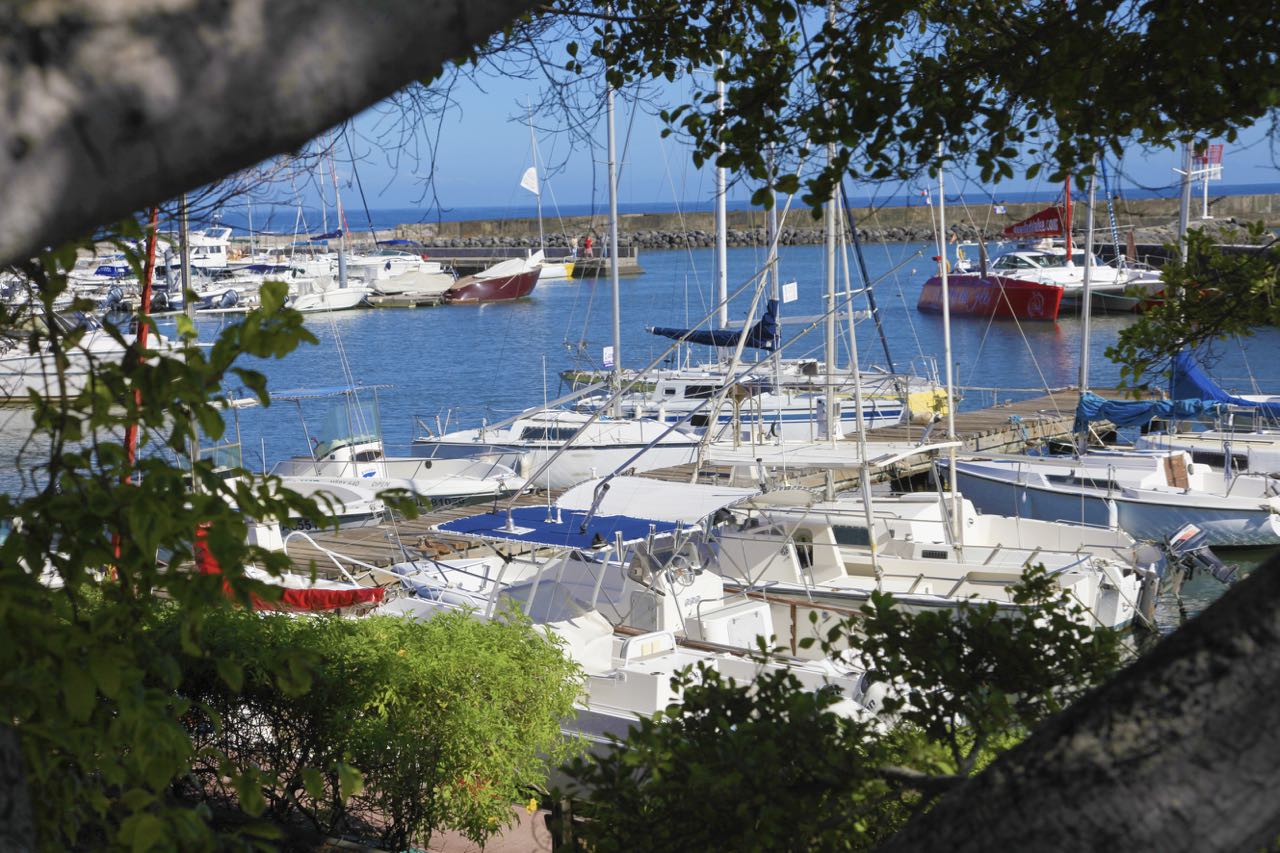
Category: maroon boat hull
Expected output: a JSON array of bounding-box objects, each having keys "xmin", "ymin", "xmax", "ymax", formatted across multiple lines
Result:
[
  {"xmin": 917, "ymin": 274, "xmax": 1064, "ymax": 321},
  {"xmin": 443, "ymin": 268, "xmax": 541, "ymax": 303}
]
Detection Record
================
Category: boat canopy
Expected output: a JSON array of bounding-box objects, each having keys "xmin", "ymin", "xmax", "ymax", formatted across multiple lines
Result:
[
  {"xmin": 556, "ymin": 476, "xmax": 757, "ymax": 524},
  {"xmin": 436, "ymin": 476, "xmax": 757, "ymax": 551},
  {"xmin": 649, "ymin": 299, "xmax": 779, "ymax": 351},
  {"xmin": 436, "ymin": 506, "xmax": 678, "ymax": 552},
  {"xmin": 1171, "ymin": 351, "xmax": 1280, "ymax": 418},
  {"xmin": 1073, "ymin": 390, "xmax": 1221, "ymax": 433}
]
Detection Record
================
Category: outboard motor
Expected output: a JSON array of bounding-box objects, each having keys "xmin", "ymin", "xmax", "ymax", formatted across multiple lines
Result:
[
  {"xmin": 218, "ymin": 288, "xmax": 240, "ymax": 309},
  {"xmin": 1166, "ymin": 523, "xmax": 1236, "ymax": 586}
]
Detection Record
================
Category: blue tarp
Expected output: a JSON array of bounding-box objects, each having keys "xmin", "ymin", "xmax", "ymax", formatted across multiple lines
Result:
[
  {"xmin": 437, "ymin": 506, "xmax": 676, "ymax": 551},
  {"xmin": 1171, "ymin": 351, "xmax": 1280, "ymax": 418},
  {"xmin": 649, "ymin": 299, "xmax": 779, "ymax": 351},
  {"xmin": 310, "ymin": 229, "xmax": 343, "ymax": 241},
  {"xmin": 1073, "ymin": 391, "xmax": 1220, "ymax": 433}
]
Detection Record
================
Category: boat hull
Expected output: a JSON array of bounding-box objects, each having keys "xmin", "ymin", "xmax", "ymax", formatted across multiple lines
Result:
[
  {"xmin": 917, "ymin": 274, "xmax": 1063, "ymax": 320},
  {"xmin": 444, "ymin": 268, "xmax": 540, "ymax": 303},
  {"xmin": 953, "ymin": 463, "xmax": 1280, "ymax": 547}
]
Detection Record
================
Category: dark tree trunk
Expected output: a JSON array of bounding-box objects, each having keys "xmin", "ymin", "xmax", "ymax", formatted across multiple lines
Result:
[
  {"xmin": 0, "ymin": 0, "xmax": 540, "ymax": 266},
  {"xmin": 0, "ymin": 726, "xmax": 34, "ymax": 853},
  {"xmin": 879, "ymin": 552, "xmax": 1280, "ymax": 853}
]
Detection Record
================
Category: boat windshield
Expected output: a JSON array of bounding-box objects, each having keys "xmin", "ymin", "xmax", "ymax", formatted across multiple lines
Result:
[{"xmin": 314, "ymin": 399, "xmax": 381, "ymax": 458}]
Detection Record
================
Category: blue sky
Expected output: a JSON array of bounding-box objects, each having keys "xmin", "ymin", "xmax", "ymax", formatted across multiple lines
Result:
[{"xmin": 337, "ymin": 65, "xmax": 1280, "ymax": 214}]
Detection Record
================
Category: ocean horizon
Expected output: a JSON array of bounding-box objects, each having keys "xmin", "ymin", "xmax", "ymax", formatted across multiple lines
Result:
[{"xmin": 198, "ymin": 180, "xmax": 1280, "ymax": 237}]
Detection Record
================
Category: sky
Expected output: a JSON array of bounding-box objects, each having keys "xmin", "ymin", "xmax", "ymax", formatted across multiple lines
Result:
[{"xmin": 325, "ymin": 58, "xmax": 1280, "ymax": 216}]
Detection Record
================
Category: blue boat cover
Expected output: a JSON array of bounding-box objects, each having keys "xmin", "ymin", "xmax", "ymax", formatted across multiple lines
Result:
[
  {"xmin": 1073, "ymin": 391, "xmax": 1220, "ymax": 433},
  {"xmin": 649, "ymin": 299, "xmax": 779, "ymax": 351},
  {"xmin": 1171, "ymin": 351, "xmax": 1280, "ymax": 418},
  {"xmin": 437, "ymin": 506, "xmax": 676, "ymax": 551},
  {"xmin": 310, "ymin": 229, "xmax": 343, "ymax": 241}
]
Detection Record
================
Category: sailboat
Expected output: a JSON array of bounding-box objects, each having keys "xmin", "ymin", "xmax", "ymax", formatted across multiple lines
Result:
[
  {"xmin": 416, "ymin": 79, "xmax": 698, "ymax": 489},
  {"xmin": 521, "ymin": 107, "xmax": 575, "ymax": 282}
]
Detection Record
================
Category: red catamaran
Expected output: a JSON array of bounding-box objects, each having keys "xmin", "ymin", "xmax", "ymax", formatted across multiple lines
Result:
[{"xmin": 917, "ymin": 205, "xmax": 1068, "ymax": 321}]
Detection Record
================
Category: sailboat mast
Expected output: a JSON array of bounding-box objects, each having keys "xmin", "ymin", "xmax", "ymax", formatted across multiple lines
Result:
[
  {"xmin": 715, "ymin": 62, "xmax": 728, "ymax": 329},
  {"xmin": 823, "ymin": 1, "xmax": 837, "ymax": 446},
  {"xmin": 1064, "ymin": 176, "xmax": 1073, "ymax": 259},
  {"xmin": 767, "ymin": 148, "xmax": 781, "ymax": 395},
  {"xmin": 606, "ymin": 81, "xmax": 622, "ymax": 415},
  {"xmin": 1077, "ymin": 162, "xmax": 1098, "ymax": 454},
  {"xmin": 938, "ymin": 144, "xmax": 961, "ymax": 550},
  {"xmin": 1178, "ymin": 142, "xmax": 1194, "ymax": 262},
  {"xmin": 527, "ymin": 103, "xmax": 545, "ymax": 251}
]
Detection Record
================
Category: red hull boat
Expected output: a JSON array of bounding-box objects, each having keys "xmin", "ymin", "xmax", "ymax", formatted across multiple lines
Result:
[
  {"xmin": 917, "ymin": 274, "xmax": 1064, "ymax": 321},
  {"xmin": 444, "ymin": 252, "xmax": 543, "ymax": 303}
]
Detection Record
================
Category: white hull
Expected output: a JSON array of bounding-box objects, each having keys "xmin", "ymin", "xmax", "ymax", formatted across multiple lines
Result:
[
  {"xmin": 289, "ymin": 286, "xmax": 370, "ymax": 313},
  {"xmin": 953, "ymin": 459, "xmax": 1280, "ymax": 547}
]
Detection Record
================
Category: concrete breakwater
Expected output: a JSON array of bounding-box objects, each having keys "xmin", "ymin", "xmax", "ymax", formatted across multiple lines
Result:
[{"xmin": 381, "ymin": 194, "xmax": 1280, "ymax": 251}]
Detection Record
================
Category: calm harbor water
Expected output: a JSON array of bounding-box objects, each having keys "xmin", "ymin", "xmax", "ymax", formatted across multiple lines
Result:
[{"xmin": 2, "ymin": 241, "xmax": 1276, "ymax": 627}]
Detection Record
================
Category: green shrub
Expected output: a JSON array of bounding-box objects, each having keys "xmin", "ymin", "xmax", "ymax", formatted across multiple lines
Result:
[{"xmin": 160, "ymin": 607, "xmax": 582, "ymax": 850}]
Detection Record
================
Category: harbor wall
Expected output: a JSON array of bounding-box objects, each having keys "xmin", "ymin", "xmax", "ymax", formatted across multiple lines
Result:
[{"xmin": 377, "ymin": 193, "xmax": 1280, "ymax": 249}]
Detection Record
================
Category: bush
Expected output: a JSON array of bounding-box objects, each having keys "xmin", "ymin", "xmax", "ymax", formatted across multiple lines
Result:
[{"xmin": 160, "ymin": 607, "xmax": 582, "ymax": 850}]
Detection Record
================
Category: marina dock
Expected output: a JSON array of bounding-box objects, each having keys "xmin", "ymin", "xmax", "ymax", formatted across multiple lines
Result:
[{"xmin": 284, "ymin": 386, "xmax": 1146, "ymax": 575}]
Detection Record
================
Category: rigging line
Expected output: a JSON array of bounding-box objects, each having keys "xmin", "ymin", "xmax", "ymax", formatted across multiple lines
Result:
[
  {"xmin": 838, "ymin": 182, "xmax": 895, "ymax": 372},
  {"xmin": 655, "ymin": 115, "xmax": 710, "ymax": 313},
  {"xmin": 340, "ymin": 124, "xmax": 380, "ymax": 246}
]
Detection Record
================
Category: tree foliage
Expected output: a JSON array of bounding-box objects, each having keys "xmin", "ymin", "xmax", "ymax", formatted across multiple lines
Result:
[
  {"xmin": 536, "ymin": 0, "xmax": 1280, "ymax": 210},
  {"xmin": 1107, "ymin": 225, "xmax": 1280, "ymax": 389},
  {"xmin": 167, "ymin": 606, "xmax": 582, "ymax": 851},
  {"xmin": 560, "ymin": 568, "xmax": 1122, "ymax": 850}
]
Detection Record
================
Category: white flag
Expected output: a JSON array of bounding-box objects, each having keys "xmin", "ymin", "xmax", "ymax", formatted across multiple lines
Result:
[
  {"xmin": 520, "ymin": 166, "xmax": 539, "ymax": 196},
  {"xmin": 602, "ymin": 346, "xmax": 615, "ymax": 369}
]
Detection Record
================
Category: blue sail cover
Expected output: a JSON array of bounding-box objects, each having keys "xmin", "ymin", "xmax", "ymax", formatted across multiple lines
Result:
[
  {"xmin": 437, "ymin": 506, "xmax": 676, "ymax": 552},
  {"xmin": 1073, "ymin": 391, "xmax": 1220, "ymax": 433},
  {"xmin": 649, "ymin": 299, "xmax": 779, "ymax": 351},
  {"xmin": 1171, "ymin": 351, "xmax": 1280, "ymax": 418}
]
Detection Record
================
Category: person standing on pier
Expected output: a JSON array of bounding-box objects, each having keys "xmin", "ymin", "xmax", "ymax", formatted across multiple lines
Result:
[{"xmin": 584, "ymin": 234, "xmax": 594, "ymax": 257}]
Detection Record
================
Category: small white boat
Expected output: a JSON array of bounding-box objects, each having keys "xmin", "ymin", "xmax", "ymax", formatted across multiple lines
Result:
[{"xmin": 286, "ymin": 275, "xmax": 370, "ymax": 312}]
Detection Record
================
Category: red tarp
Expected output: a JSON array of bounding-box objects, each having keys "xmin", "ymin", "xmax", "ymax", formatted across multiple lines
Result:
[
  {"xmin": 1002, "ymin": 205, "xmax": 1065, "ymax": 239},
  {"xmin": 195, "ymin": 526, "xmax": 385, "ymax": 611}
]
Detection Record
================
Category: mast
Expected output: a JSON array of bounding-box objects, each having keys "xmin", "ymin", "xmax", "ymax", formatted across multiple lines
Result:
[
  {"xmin": 1064, "ymin": 176, "xmax": 1073, "ymax": 260},
  {"xmin": 823, "ymin": 1, "xmax": 837, "ymax": 445},
  {"xmin": 938, "ymin": 144, "xmax": 961, "ymax": 552},
  {"xmin": 767, "ymin": 147, "xmax": 781, "ymax": 398},
  {"xmin": 715, "ymin": 58, "xmax": 728, "ymax": 329},
  {"xmin": 1077, "ymin": 160, "xmax": 1098, "ymax": 453},
  {"xmin": 837, "ymin": 204, "xmax": 880, "ymax": 582},
  {"xmin": 1178, "ymin": 142, "xmax": 1194, "ymax": 262},
  {"xmin": 527, "ymin": 102, "xmax": 545, "ymax": 251},
  {"xmin": 606, "ymin": 77, "xmax": 622, "ymax": 415}
]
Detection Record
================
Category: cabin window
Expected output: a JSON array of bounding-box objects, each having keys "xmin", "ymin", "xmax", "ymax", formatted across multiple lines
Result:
[
  {"xmin": 832, "ymin": 525, "xmax": 871, "ymax": 547},
  {"xmin": 922, "ymin": 549, "xmax": 949, "ymax": 560},
  {"xmin": 663, "ymin": 387, "xmax": 678, "ymax": 396},
  {"xmin": 684, "ymin": 385, "xmax": 718, "ymax": 399},
  {"xmin": 354, "ymin": 450, "xmax": 381, "ymax": 462},
  {"xmin": 1045, "ymin": 473, "xmax": 1121, "ymax": 491},
  {"xmin": 518, "ymin": 426, "xmax": 580, "ymax": 442}
]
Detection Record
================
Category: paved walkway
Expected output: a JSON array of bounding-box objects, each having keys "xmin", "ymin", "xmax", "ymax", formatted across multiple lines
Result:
[{"xmin": 426, "ymin": 809, "xmax": 553, "ymax": 852}]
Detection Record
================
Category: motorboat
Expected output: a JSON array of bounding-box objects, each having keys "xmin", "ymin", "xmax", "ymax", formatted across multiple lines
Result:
[{"xmin": 272, "ymin": 386, "xmax": 525, "ymax": 507}]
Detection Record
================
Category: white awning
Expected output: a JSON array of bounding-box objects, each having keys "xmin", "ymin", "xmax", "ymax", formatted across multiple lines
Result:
[{"xmin": 556, "ymin": 476, "xmax": 757, "ymax": 524}]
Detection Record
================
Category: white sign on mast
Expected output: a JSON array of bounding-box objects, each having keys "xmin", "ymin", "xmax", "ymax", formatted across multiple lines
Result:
[{"xmin": 1191, "ymin": 143, "xmax": 1224, "ymax": 219}]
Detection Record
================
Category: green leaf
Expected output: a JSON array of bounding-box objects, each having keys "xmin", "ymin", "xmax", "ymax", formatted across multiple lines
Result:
[{"xmin": 337, "ymin": 762, "xmax": 365, "ymax": 803}]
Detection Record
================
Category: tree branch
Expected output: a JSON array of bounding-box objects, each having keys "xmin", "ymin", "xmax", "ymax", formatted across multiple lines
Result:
[{"xmin": 0, "ymin": 0, "xmax": 542, "ymax": 266}]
